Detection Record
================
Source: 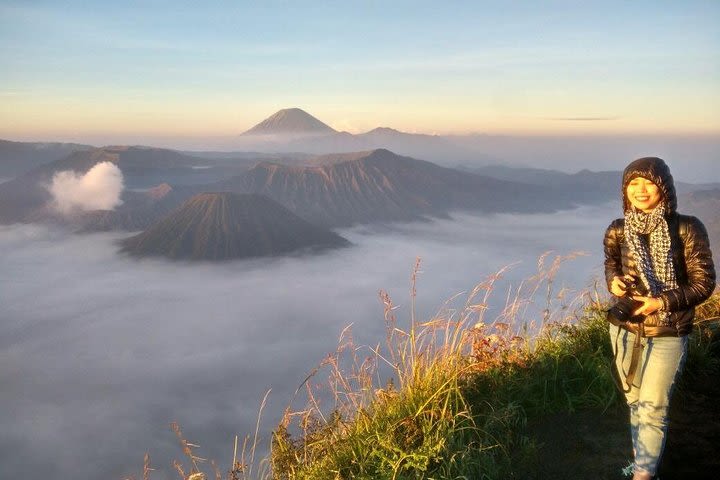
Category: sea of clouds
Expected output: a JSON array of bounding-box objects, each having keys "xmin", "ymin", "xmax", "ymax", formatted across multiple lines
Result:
[{"xmin": 0, "ymin": 204, "xmax": 616, "ymax": 479}]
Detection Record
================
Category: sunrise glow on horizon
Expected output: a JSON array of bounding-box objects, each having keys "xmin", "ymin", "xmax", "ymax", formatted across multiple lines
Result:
[{"xmin": 1, "ymin": 0, "xmax": 719, "ymax": 142}]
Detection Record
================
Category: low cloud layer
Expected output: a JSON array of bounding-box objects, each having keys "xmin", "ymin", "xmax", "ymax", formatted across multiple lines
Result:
[
  {"xmin": 49, "ymin": 161, "xmax": 124, "ymax": 213},
  {"xmin": 0, "ymin": 205, "xmax": 615, "ymax": 480}
]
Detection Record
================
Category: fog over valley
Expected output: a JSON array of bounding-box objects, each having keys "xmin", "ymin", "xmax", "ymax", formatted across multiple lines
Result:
[{"xmin": 1, "ymin": 205, "xmax": 613, "ymax": 480}]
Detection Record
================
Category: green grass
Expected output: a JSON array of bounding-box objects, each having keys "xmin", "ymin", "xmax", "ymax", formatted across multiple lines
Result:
[{"xmin": 268, "ymin": 307, "xmax": 621, "ymax": 479}]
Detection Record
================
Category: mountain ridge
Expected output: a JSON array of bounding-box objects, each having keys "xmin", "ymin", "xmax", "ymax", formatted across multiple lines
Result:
[
  {"xmin": 214, "ymin": 148, "xmax": 572, "ymax": 227},
  {"xmin": 0, "ymin": 143, "xmax": 632, "ymax": 232}
]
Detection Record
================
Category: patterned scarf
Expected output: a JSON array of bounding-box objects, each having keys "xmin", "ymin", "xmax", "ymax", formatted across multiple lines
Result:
[{"xmin": 624, "ymin": 203, "xmax": 678, "ymax": 325}]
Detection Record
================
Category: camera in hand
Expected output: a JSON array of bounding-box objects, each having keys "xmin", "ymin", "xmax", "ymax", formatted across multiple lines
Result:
[{"xmin": 609, "ymin": 275, "xmax": 648, "ymax": 323}]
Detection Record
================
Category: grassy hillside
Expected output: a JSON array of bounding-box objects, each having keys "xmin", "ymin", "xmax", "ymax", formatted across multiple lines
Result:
[
  {"xmin": 266, "ymin": 287, "xmax": 719, "ymax": 480},
  {"xmin": 136, "ymin": 261, "xmax": 720, "ymax": 480}
]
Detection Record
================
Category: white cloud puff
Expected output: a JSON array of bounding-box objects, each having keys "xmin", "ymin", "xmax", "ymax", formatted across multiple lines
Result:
[{"xmin": 49, "ymin": 161, "xmax": 124, "ymax": 214}]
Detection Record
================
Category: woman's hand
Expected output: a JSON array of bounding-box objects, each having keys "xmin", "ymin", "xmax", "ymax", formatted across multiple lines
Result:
[
  {"xmin": 610, "ymin": 276, "xmax": 628, "ymax": 297},
  {"xmin": 632, "ymin": 296, "xmax": 663, "ymax": 316}
]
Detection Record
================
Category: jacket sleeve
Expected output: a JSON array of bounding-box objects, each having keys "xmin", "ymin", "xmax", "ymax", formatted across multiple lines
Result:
[
  {"xmin": 603, "ymin": 219, "xmax": 624, "ymax": 292},
  {"xmin": 660, "ymin": 216, "xmax": 716, "ymax": 311}
]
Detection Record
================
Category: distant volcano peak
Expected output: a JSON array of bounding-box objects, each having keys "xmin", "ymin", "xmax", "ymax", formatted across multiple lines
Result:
[
  {"xmin": 242, "ymin": 108, "xmax": 337, "ymax": 136},
  {"xmin": 366, "ymin": 127, "xmax": 401, "ymax": 134}
]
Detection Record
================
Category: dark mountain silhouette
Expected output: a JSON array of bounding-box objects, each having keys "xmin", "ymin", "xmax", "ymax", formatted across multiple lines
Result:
[
  {"xmin": 0, "ymin": 139, "xmax": 93, "ymax": 178},
  {"xmin": 73, "ymin": 146, "xmax": 250, "ymax": 189},
  {"xmin": 23, "ymin": 145, "xmax": 257, "ymax": 188},
  {"xmin": 214, "ymin": 149, "xmax": 571, "ymax": 227},
  {"xmin": 0, "ymin": 146, "xmax": 232, "ymax": 223},
  {"xmin": 241, "ymin": 108, "xmax": 337, "ymax": 136},
  {"xmin": 462, "ymin": 165, "xmax": 720, "ymax": 204},
  {"xmin": 43, "ymin": 145, "xmax": 207, "ymax": 175},
  {"xmin": 460, "ymin": 165, "xmax": 621, "ymax": 204},
  {"xmin": 120, "ymin": 192, "xmax": 348, "ymax": 260}
]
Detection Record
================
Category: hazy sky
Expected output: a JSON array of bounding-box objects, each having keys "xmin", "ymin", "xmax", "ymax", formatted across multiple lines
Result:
[
  {"xmin": 0, "ymin": 205, "xmax": 612, "ymax": 479},
  {"xmin": 1, "ymin": 0, "xmax": 719, "ymax": 139}
]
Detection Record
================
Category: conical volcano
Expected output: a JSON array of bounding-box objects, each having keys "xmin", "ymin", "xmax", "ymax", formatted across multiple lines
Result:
[
  {"xmin": 120, "ymin": 192, "xmax": 348, "ymax": 260},
  {"xmin": 241, "ymin": 108, "xmax": 337, "ymax": 136}
]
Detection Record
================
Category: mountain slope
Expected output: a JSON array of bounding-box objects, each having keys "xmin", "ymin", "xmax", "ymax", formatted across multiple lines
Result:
[
  {"xmin": 215, "ymin": 149, "xmax": 570, "ymax": 227},
  {"xmin": 120, "ymin": 192, "xmax": 349, "ymax": 260}
]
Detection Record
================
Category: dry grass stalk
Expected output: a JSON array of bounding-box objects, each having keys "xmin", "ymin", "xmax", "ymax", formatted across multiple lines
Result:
[
  {"xmin": 143, "ymin": 453, "xmax": 153, "ymax": 480},
  {"xmin": 279, "ymin": 253, "xmax": 588, "ymax": 448},
  {"xmin": 172, "ymin": 460, "xmax": 186, "ymax": 479},
  {"xmin": 172, "ymin": 423, "xmax": 202, "ymax": 468},
  {"xmin": 210, "ymin": 459, "xmax": 222, "ymax": 480}
]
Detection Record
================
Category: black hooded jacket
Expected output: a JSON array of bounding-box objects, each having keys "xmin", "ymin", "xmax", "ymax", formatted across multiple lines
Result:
[{"xmin": 603, "ymin": 157, "xmax": 716, "ymax": 336}]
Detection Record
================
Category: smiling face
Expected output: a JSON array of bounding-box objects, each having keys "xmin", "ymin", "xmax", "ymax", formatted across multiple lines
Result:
[{"xmin": 626, "ymin": 176, "xmax": 662, "ymax": 213}]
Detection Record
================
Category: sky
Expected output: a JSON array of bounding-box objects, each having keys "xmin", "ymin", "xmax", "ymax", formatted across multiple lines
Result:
[
  {"xmin": 0, "ymin": 205, "xmax": 613, "ymax": 480},
  {"xmin": 1, "ymin": 0, "xmax": 719, "ymax": 140}
]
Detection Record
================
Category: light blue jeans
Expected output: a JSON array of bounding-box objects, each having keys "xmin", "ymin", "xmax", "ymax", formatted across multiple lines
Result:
[{"xmin": 609, "ymin": 323, "xmax": 688, "ymax": 476}]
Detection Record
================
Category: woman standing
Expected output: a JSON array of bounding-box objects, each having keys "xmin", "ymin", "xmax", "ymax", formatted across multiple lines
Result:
[{"xmin": 604, "ymin": 157, "xmax": 715, "ymax": 479}]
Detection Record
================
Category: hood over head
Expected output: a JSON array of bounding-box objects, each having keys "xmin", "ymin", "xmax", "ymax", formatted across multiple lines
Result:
[{"xmin": 622, "ymin": 157, "xmax": 677, "ymax": 214}]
